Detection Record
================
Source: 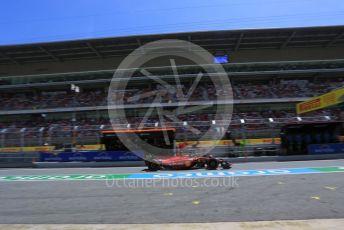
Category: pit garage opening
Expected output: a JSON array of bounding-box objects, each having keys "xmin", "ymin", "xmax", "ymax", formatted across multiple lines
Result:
[{"xmin": 101, "ymin": 128, "xmax": 176, "ymax": 157}]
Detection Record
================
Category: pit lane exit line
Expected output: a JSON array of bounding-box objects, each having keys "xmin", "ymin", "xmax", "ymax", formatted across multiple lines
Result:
[
  {"xmin": 0, "ymin": 166, "xmax": 343, "ymax": 182},
  {"xmin": 127, "ymin": 166, "xmax": 344, "ymax": 179}
]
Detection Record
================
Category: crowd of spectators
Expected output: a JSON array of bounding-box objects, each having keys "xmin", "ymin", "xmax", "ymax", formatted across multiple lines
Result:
[
  {"xmin": 0, "ymin": 77, "xmax": 342, "ymax": 140},
  {"xmin": 1, "ymin": 90, "xmax": 107, "ymax": 110},
  {"xmin": 234, "ymin": 78, "xmax": 344, "ymax": 99},
  {"xmin": 0, "ymin": 109, "xmax": 340, "ymax": 130},
  {"xmin": 0, "ymin": 108, "xmax": 340, "ymax": 145},
  {"xmin": 0, "ymin": 78, "xmax": 343, "ymax": 111}
]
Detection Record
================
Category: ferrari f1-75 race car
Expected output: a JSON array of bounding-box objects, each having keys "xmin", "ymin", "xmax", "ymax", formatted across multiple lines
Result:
[{"xmin": 144, "ymin": 154, "xmax": 232, "ymax": 171}]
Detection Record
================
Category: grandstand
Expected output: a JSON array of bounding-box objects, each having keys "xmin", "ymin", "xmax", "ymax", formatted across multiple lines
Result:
[{"xmin": 0, "ymin": 25, "xmax": 344, "ymax": 152}]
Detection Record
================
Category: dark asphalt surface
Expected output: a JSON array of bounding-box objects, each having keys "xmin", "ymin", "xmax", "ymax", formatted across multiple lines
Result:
[{"xmin": 0, "ymin": 159, "xmax": 343, "ymax": 224}]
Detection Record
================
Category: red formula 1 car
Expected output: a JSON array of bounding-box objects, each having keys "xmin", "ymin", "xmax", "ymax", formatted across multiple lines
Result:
[{"xmin": 144, "ymin": 154, "xmax": 232, "ymax": 171}]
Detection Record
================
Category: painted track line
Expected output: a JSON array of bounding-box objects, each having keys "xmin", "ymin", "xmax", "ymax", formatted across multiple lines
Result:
[
  {"xmin": 0, "ymin": 219, "xmax": 343, "ymax": 229},
  {"xmin": 0, "ymin": 166, "xmax": 343, "ymax": 182}
]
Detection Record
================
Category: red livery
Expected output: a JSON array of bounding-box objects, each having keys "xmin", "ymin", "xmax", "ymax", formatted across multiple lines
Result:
[{"xmin": 145, "ymin": 155, "xmax": 232, "ymax": 171}]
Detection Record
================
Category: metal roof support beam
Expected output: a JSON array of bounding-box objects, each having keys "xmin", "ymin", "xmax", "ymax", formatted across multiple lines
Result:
[
  {"xmin": 39, "ymin": 46, "xmax": 60, "ymax": 61},
  {"xmin": 188, "ymin": 35, "xmax": 192, "ymax": 51},
  {"xmin": 280, "ymin": 31, "xmax": 296, "ymax": 49},
  {"xmin": 234, "ymin": 33, "xmax": 244, "ymax": 51},
  {"xmin": 326, "ymin": 31, "xmax": 344, "ymax": 47},
  {"xmin": 0, "ymin": 52, "xmax": 19, "ymax": 65},
  {"xmin": 86, "ymin": 42, "xmax": 102, "ymax": 57},
  {"xmin": 136, "ymin": 38, "xmax": 145, "ymax": 54}
]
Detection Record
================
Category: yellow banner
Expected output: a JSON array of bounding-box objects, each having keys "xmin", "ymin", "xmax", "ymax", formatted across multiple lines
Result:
[
  {"xmin": 297, "ymin": 87, "xmax": 344, "ymax": 114},
  {"xmin": 0, "ymin": 147, "xmax": 21, "ymax": 152},
  {"xmin": 76, "ymin": 144, "xmax": 103, "ymax": 151},
  {"xmin": 178, "ymin": 138, "xmax": 281, "ymax": 146},
  {"xmin": 0, "ymin": 146, "xmax": 55, "ymax": 153}
]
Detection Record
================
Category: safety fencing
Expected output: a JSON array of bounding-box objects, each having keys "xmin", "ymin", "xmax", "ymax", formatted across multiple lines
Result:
[{"xmin": 0, "ymin": 116, "xmax": 339, "ymax": 151}]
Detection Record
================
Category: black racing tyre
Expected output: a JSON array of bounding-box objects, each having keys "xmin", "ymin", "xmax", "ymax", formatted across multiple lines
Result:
[
  {"xmin": 206, "ymin": 159, "xmax": 219, "ymax": 170},
  {"xmin": 146, "ymin": 161, "xmax": 161, "ymax": 171},
  {"xmin": 221, "ymin": 161, "xmax": 231, "ymax": 169}
]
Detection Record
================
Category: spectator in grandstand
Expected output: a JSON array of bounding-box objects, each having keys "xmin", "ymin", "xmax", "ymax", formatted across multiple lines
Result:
[{"xmin": 1, "ymin": 78, "xmax": 344, "ymax": 110}]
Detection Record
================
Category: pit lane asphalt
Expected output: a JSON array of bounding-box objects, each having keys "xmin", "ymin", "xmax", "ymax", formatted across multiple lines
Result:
[{"xmin": 0, "ymin": 159, "xmax": 343, "ymax": 224}]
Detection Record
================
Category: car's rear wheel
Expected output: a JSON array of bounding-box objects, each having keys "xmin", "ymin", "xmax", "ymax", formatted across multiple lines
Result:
[{"xmin": 206, "ymin": 159, "xmax": 219, "ymax": 170}]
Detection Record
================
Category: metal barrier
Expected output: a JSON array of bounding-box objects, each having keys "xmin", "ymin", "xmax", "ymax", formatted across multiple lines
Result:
[
  {"xmin": 0, "ymin": 152, "xmax": 39, "ymax": 168},
  {"xmin": 184, "ymin": 144, "xmax": 280, "ymax": 158},
  {"xmin": 0, "ymin": 116, "xmax": 339, "ymax": 149}
]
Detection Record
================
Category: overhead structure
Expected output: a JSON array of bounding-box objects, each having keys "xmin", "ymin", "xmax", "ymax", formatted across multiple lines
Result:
[{"xmin": 0, "ymin": 25, "xmax": 344, "ymax": 65}]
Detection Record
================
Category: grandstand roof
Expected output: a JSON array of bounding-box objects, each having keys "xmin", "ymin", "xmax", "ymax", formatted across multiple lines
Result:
[{"xmin": 0, "ymin": 25, "xmax": 344, "ymax": 65}]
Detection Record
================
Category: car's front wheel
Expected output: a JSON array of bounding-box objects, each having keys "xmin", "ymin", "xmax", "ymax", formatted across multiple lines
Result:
[
  {"xmin": 146, "ymin": 160, "xmax": 161, "ymax": 171},
  {"xmin": 221, "ymin": 161, "xmax": 231, "ymax": 169},
  {"xmin": 206, "ymin": 159, "xmax": 219, "ymax": 170}
]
